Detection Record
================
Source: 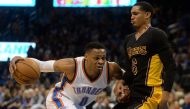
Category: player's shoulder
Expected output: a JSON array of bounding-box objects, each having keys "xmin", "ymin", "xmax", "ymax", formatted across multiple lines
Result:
[
  {"xmin": 74, "ymin": 56, "xmax": 84, "ymax": 62},
  {"xmin": 125, "ymin": 33, "xmax": 135, "ymax": 39},
  {"xmin": 54, "ymin": 58, "xmax": 76, "ymax": 74},
  {"xmin": 107, "ymin": 61, "xmax": 123, "ymax": 79},
  {"xmin": 107, "ymin": 61, "xmax": 120, "ymax": 70},
  {"xmin": 107, "ymin": 61, "xmax": 116, "ymax": 65},
  {"xmin": 75, "ymin": 56, "xmax": 84, "ymax": 60},
  {"xmin": 124, "ymin": 33, "xmax": 135, "ymax": 45},
  {"xmin": 56, "ymin": 58, "xmax": 76, "ymax": 67},
  {"xmin": 149, "ymin": 27, "xmax": 167, "ymax": 35}
]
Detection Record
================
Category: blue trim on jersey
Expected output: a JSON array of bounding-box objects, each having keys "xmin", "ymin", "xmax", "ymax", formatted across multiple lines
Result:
[
  {"xmin": 61, "ymin": 76, "xmax": 68, "ymax": 87},
  {"xmin": 55, "ymin": 76, "xmax": 68, "ymax": 90},
  {"xmin": 52, "ymin": 88, "xmax": 62, "ymax": 108},
  {"xmin": 52, "ymin": 76, "xmax": 68, "ymax": 108}
]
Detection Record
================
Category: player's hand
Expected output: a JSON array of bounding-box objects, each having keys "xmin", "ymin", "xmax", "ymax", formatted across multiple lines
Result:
[
  {"xmin": 158, "ymin": 91, "xmax": 169, "ymax": 109},
  {"xmin": 113, "ymin": 80, "xmax": 124, "ymax": 97},
  {"xmin": 9, "ymin": 56, "xmax": 24, "ymax": 77},
  {"xmin": 113, "ymin": 80, "xmax": 130, "ymax": 103},
  {"xmin": 116, "ymin": 85, "xmax": 130, "ymax": 103}
]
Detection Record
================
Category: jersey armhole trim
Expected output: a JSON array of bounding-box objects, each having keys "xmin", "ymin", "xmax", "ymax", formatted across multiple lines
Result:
[
  {"xmin": 107, "ymin": 62, "xmax": 110, "ymax": 84},
  {"xmin": 67, "ymin": 58, "xmax": 77, "ymax": 84}
]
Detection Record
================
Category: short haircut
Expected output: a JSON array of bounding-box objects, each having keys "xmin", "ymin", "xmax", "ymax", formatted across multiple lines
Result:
[
  {"xmin": 134, "ymin": 1, "xmax": 154, "ymax": 18},
  {"xmin": 84, "ymin": 42, "xmax": 106, "ymax": 53}
]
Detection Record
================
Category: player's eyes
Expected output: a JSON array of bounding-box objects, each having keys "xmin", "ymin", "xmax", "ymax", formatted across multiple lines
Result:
[
  {"xmin": 94, "ymin": 56, "xmax": 106, "ymax": 60},
  {"xmin": 102, "ymin": 57, "xmax": 106, "ymax": 60},
  {"xmin": 131, "ymin": 12, "xmax": 138, "ymax": 15}
]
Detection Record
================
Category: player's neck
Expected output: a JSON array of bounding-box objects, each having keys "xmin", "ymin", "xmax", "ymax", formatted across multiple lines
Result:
[
  {"xmin": 135, "ymin": 23, "xmax": 151, "ymax": 40},
  {"xmin": 137, "ymin": 23, "xmax": 151, "ymax": 32}
]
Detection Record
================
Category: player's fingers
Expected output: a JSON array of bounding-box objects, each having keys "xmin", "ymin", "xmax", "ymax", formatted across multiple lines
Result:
[
  {"xmin": 116, "ymin": 93, "xmax": 125, "ymax": 102},
  {"xmin": 11, "ymin": 56, "xmax": 24, "ymax": 70},
  {"xmin": 10, "ymin": 59, "xmax": 17, "ymax": 70},
  {"xmin": 114, "ymin": 86, "xmax": 122, "ymax": 96},
  {"xmin": 123, "ymin": 86, "xmax": 129, "ymax": 91},
  {"xmin": 123, "ymin": 85, "xmax": 129, "ymax": 89},
  {"xmin": 116, "ymin": 96, "xmax": 122, "ymax": 102},
  {"xmin": 116, "ymin": 90, "xmax": 123, "ymax": 97},
  {"xmin": 123, "ymin": 86, "xmax": 130, "ymax": 94},
  {"xmin": 9, "ymin": 63, "xmax": 14, "ymax": 78},
  {"xmin": 10, "ymin": 60, "xmax": 17, "ymax": 71},
  {"xmin": 9, "ymin": 63, "xmax": 13, "ymax": 72}
]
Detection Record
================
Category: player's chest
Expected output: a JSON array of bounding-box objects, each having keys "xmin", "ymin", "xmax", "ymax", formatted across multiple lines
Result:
[{"xmin": 126, "ymin": 36, "xmax": 152, "ymax": 58}]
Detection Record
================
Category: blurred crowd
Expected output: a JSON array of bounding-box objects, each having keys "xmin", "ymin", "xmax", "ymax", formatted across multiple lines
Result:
[{"xmin": 1, "ymin": 0, "xmax": 190, "ymax": 108}]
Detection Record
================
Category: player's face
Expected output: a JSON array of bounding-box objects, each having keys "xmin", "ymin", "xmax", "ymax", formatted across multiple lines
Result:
[
  {"xmin": 131, "ymin": 6, "xmax": 147, "ymax": 28},
  {"xmin": 85, "ymin": 49, "xmax": 106, "ymax": 71}
]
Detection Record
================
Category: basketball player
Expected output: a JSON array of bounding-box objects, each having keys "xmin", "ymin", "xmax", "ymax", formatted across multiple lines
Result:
[
  {"xmin": 113, "ymin": 2, "xmax": 177, "ymax": 109},
  {"xmin": 9, "ymin": 42, "xmax": 128, "ymax": 109}
]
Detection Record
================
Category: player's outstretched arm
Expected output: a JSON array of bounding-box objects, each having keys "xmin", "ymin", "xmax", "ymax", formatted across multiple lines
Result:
[
  {"xmin": 29, "ymin": 58, "xmax": 76, "ymax": 76},
  {"xmin": 9, "ymin": 56, "xmax": 75, "ymax": 75}
]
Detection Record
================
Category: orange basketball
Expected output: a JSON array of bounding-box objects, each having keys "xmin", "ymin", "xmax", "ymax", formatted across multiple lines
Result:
[{"xmin": 13, "ymin": 58, "xmax": 40, "ymax": 85}]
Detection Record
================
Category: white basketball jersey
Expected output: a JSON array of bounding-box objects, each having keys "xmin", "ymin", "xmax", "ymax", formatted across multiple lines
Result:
[{"xmin": 55, "ymin": 56, "xmax": 109, "ymax": 107}]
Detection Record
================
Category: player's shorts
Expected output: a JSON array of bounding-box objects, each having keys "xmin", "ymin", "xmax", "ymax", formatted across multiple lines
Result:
[
  {"xmin": 114, "ymin": 86, "xmax": 162, "ymax": 109},
  {"xmin": 46, "ymin": 88, "xmax": 85, "ymax": 109}
]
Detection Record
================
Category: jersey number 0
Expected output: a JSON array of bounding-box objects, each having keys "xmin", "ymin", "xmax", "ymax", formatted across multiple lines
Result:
[{"xmin": 79, "ymin": 96, "xmax": 89, "ymax": 106}]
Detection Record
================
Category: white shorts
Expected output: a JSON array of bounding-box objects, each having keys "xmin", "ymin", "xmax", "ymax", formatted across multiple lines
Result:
[{"xmin": 46, "ymin": 88, "xmax": 86, "ymax": 109}]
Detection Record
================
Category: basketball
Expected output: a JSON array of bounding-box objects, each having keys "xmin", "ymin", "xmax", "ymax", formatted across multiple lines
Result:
[{"xmin": 13, "ymin": 58, "xmax": 40, "ymax": 85}]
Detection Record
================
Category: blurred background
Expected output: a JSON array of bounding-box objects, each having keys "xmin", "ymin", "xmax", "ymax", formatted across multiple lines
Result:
[{"xmin": 0, "ymin": 0, "xmax": 190, "ymax": 109}]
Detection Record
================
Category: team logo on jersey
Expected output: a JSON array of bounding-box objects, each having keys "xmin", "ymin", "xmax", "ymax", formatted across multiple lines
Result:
[
  {"xmin": 127, "ymin": 46, "xmax": 147, "ymax": 59},
  {"xmin": 73, "ymin": 87, "xmax": 103, "ymax": 95}
]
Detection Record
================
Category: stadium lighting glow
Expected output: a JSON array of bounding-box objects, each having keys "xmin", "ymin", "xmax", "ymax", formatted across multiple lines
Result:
[
  {"xmin": 53, "ymin": 0, "xmax": 137, "ymax": 7},
  {"xmin": 0, "ymin": 0, "xmax": 36, "ymax": 7}
]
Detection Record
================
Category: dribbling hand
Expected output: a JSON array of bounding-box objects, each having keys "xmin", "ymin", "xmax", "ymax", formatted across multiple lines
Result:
[{"xmin": 9, "ymin": 56, "xmax": 24, "ymax": 77}]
